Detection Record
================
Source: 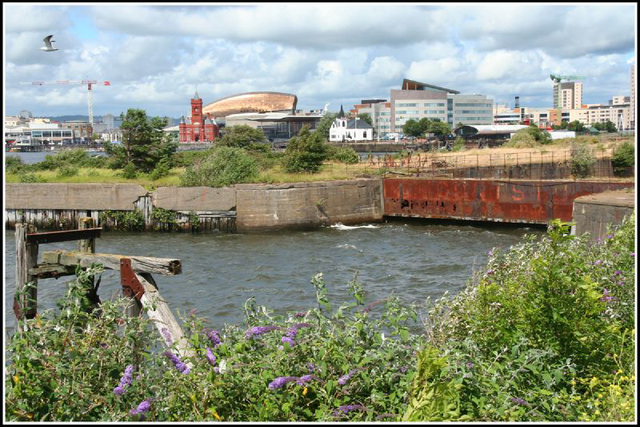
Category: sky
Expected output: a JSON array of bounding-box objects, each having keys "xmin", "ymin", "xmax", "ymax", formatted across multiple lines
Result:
[{"xmin": 3, "ymin": 2, "xmax": 637, "ymax": 120}]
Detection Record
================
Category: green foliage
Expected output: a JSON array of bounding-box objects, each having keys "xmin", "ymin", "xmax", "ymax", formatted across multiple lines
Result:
[
  {"xmin": 6, "ymin": 271, "xmax": 424, "ymax": 422},
  {"xmin": 120, "ymin": 163, "xmax": 138, "ymax": 179},
  {"xmin": 506, "ymin": 126, "xmax": 553, "ymax": 148},
  {"xmin": 328, "ymin": 145, "xmax": 360, "ymax": 164},
  {"xmin": 149, "ymin": 158, "xmax": 172, "ymax": 180},
  {"xmin": 6, "ymin": 265, "xmax": 154, "ymax": 421},
  {"xmin": 150, "ymin": 207, "xmax": 178, "ymax": 231},
  {"xmin": 56, "ymin": 165, "xmax": 79, "ymax": 178},
  {"xmin": 314, "ymin": 113, "xmax": 338, "ymax": 140},
  {"xmin": 283, "ymin": 126, "xmax": 329, "ymax": 173},
  {"xmin": 611, "ymin": 141, "xmax": 635, "ymax": 177},
  {"xmin": 98, "ymin": 209, "xmax": 145, "ymax": 231},
  {"xmin": 414, "ymin": 216, "xmax": 636, "ymax": 422},
  {"xmin": 403, "ymin": 119, "xmax": 424, "ymax": 138},
  {"xmin": 37, "ymin": 149, "xmax": 107, "ymax": 171},
  {"xmin": 357, "ymin": 113, "xmax": 373, "ymax": 127},
  {"xmin": 217, "ymin": 125, "xmax": 271, "ymax": 152},
  {"xmin": 179, "ymin": 145, "xmax": 259, "ymax": 187},
  {"xmin": 105, "ymin": 109, "xmax": 178, "ymax": 173},
  {"xmin": 451, "ymin": 137, "xmax": 466, "ymax": 152},
  {"xmin": 6, "ymin": 156, "xmax": 33, "ymax": 175},
  {"xmin": 18, "ymin": 172, "xmax": 46, "ymax": 183},
  {"xmin": 570, "ymin": 141, "xmax": 596, "ymax": 178},
  {"xmin": 593, "ymin": 120, "xmax": 617, "ymax": 133}
]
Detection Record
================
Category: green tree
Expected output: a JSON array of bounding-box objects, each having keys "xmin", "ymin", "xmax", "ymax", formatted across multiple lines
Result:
[
  {"xmin": 567, "ymin": 120, "xmax": 586, "ymax": 132},
  {"xmin": 217, "ymin": 125, "xmax": 270, "ymax": 152},
  {"xmin": 313, "ymin": 113, "xmax": 338, "ymax": 141},
  {"xmin": 428, "ymin": 120, "xmax": 452, "ymax": 142},
  {"xmin": 180, "ymin": 146, "xmax": 259, "ymax": 187},
  {"xmin": 611, "ymin": 140, "xmax": 635, "ymax": 176},
  {"xmin": 593, "ymin": 120, "xmax": 617, "ymax": 133},
  {"xmin": 357, "ymin": 113, "xmax": 373, "ymax": 127},
  {"xmin": 283, "ymin": 125, "xmax": 329, "ymax": 173},
  {"xmin": 403, "ymin": 119, "xmax": 424, "ymax": 138},
  {"xmin": 104, "ymin": 109, "xmax": 177, "ymax": 173}
]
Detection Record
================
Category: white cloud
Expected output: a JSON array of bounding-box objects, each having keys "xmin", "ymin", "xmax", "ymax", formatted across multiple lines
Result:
[{"xmin": 3, "ymin": 3, "xmax": 636, "ymax": 117}]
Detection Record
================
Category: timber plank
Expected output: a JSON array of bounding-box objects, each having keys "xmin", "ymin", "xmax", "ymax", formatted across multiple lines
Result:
[{"xmin": 41, "ymin": 250, "xmax": 182, "ymax": 275}]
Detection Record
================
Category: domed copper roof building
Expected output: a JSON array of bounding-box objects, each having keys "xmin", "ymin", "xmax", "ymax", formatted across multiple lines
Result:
[{"xmin": 203, "ymin": 92, "xmax": 298, "ymax": 118}]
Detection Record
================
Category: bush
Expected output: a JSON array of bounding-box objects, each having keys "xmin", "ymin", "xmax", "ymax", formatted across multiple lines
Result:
[
  {"xmin": 120, "ymin": 163, "xmax": 138, "ymax": 179},
  {"xmin": 410, "ymin": 216, "xmax": 636, "ymax": 422},
  {"xmin": 6, "ymin": 271, "xmax": 424, "ymax": 421},
  {"xmin": 56, "ymin": 165, "xmax": 79, "ymax": 178},
  {"xmin": 611, "ymin": 141, "xmax": 634, "ymax": 177},
  {"xmin": 328, "ymin": 146, "xmax": 360, "ymax": 164},
  {"xmin": 37, "ymin": 148, "xmax": 107, "ymax": 171},
  {"xmin": 180, "ymin": 146, "xmax": 258, "ymax": 187},
  {"xmin": 570, "ymin": 141, "xmax": 596, "ymax": 178},
  {"xmin": 283, "ymin": 126, "xmax": 329, "ymax": 173}
]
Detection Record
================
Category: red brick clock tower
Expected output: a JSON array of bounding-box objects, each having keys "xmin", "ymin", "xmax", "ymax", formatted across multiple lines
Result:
[{"xmin": 179, "ymin": 89, "xmax": 219, "ymax": 143}]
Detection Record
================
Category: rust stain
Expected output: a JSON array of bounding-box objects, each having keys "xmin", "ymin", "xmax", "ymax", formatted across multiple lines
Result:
[{"xmin": 383, "ymin": 179, "xmax": 634, "ymax": 224}]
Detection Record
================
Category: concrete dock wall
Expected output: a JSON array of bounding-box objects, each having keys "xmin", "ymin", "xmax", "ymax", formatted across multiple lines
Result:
[
  {"xmin": 5, "ymin": 179, "xmax": 633, "ymax": 232},
  {"xmin": 572, "ymin": 189, "xmax": 635, "ymax": 242},
  {"xmin": 235, "ymin": 179, "xmax": 383, "ymax": 232},
  {"xmin": 383, "ymin": 178, "xmax": 634, "ymax": 225}
]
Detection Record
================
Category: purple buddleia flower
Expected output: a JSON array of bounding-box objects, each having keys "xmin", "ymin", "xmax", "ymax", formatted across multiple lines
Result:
[
  {"xmin": 307, "ymin": 363, "xmax": 316, "ymax": 373},
  {"xmin": 207, "ymin": 330, "xmax": 221, "ymax": 348},
  {"xmin": 281, "ymin": 336, "xmax": 295, "ymax": 346},
  {"xmin": 130, "ymin": 398, "xmax": 152, "ymax": 420},
  {"xmin": 161, "ymin": 327, "xmax": 173, "ymax": 346},
  {"xmin": 285, "ymin": 327, "xmax": 298, "ymax": 338},
  {"xmin": 294, "ymin": 311, "xmax": 307, "ymax": 318},
  {"xmin": 296, "ymin": 374, "xmax": 317, "ymax": 386},
  {"xmin": 333, "ymin": 404, "xmax": 365, "ymax": 416},
  {"xmin": 594, "ymin": 260, "xmax": 602, "ymax": 266},
  {"xmin": 511, "ymin": 397, "xmax": 529, "ymax": 406},
  {"xmin": 600, "ymin": 288, "xmax": 615, "ymax": 302},
  {"xmin": 114, "ymin": 364, "xmax": 134, "ymax": 396},
  {"xmin": 338, "ymin": 369, "xmax": 359, "ymax": 385},
  {"xmin": 268, "ymin": 376, "xmax": 298, "ymax": 390},
  {"xmin": 245, "ymin": 325, "xmax": 279, "ymax": 339},
  {"xmin": 164, "ymin": 351, "xmax": 190, "ymax": 374},
  {"xmin": 205, "ymin": 347, "xmax": 216, "ymax": 366}
]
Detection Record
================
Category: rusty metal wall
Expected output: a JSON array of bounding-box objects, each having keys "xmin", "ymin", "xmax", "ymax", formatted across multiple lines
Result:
[{"xmin": 383, "ymin": 178, "xmax": 635, "ymax": 225}]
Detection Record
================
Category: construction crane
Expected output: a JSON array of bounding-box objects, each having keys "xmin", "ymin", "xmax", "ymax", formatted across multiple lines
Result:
[
  {"xmin": 549, "ymin": 74, "xmax": 584, "ymax": 126},
  {"xmin": 20, "ymin": 79, "xmax": 111, "ymax": 131}
]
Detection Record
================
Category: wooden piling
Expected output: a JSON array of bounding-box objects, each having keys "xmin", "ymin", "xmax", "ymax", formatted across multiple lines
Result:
[{"xmin": 14, "ymin": 224, "xmax": 39, "ymax": 326}]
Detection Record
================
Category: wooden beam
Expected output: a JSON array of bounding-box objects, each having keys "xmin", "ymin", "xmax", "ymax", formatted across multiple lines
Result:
[
  {"xmin": 41, "ymin": 250, "xmax": 182, "ymax": 276},
  {"xmin": 27, "ymin": 228, "xmax": 102, "ymax": 245},
  {"xmin": 28, "ymin": 264, "xmax": 77, "ymax": 279},
  {"xmin": 136, "ymin": 273, "xmax": 194, "ymax": 363}
]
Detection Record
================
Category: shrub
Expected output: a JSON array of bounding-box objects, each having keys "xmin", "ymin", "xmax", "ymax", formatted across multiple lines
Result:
[
  {"xmin": 570, "ymin": 141, "xmax": 596, "ymax": 178},
  {"xmin": 180, "ymin": 146, "xmax": 259, "ymax": 187},
  {"xmin": 120, "ymin": 163, "xmax": 138, "ymax": 179},
  {"xmin": 611, "ymin": 141, "xmax": 634, "ymax": 177},
  {"xmin": 56, "ymin": 165, "xmax": 79, "ymax": 178},
  {"xmin": 283, "ymin": 126, "xmax": 329, "ymax": 173},
  {"xmin": 149, "ymin": 158, "xmax": 171, "ymax": 180},
  {"xmin": 18, "ymin": 172, "xmax": 46, "ymax": 183},
  {"xmin": 328, "ymin": 146, "xmax": 360, "ymax": 164},
  {"xmin": 411, "ymin": 215, "xmax": 636, "ymax": 422},
  {"xmin": 6, "ymin": 271, "xmax": 424, "ymax": 422}
]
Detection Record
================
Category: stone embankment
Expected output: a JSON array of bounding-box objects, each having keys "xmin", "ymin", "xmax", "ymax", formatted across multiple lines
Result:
[{"xmin": 5, "ymin": 178, "xmax": 634, "ymax": 241}]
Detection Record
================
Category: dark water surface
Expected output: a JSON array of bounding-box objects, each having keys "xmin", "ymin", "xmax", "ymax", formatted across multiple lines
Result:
[{"xmin": 4, "ymin": 221, "xmax": 545, "ymax": 335}]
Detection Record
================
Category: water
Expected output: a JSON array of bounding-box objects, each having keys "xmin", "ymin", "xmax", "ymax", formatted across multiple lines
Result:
[
  {"xmin": 3, "ymin": 221, "xmax": 544, "ymax": 336},
  {"xmin": 4, "ymin": 150, "xmax": 106, "ymax": 165}
]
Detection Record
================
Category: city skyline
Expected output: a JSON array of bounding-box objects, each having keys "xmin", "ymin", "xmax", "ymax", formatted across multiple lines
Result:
[{"xmin": 3, "ymin": 3, "xmax": 637, "ymax": 119}]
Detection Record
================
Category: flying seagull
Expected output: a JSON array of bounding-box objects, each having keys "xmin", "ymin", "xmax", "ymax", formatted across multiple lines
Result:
[{"xmin": 40, "ymin": 35, "xmax": 58, "ymax": 52}]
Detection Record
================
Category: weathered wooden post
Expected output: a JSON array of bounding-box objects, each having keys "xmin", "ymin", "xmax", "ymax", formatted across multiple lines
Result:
[
  {"xmin": 77, "ymin": 217, "xmax": 96, "ymax": 254},
  {"xmin": 14, "ymin": 223, "xmax": 39, "ymax": 327}
]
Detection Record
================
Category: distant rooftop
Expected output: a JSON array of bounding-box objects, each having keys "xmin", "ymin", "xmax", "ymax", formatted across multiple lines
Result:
[{"xmin": 401, "ymin": 78, "xmax": 460, "ymax": 94}]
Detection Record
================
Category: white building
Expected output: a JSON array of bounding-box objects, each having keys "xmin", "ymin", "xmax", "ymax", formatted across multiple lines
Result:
[
  {"xmin": 353, "ymin": 79, "xmax": 493, "ymax": 138},
  {"xmin": 329, "ymin": 116, "xmax": 374, "ymax": 142}
]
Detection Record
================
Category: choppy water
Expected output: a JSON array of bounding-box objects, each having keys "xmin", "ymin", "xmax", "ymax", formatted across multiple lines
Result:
[{"xmin": 4, "ymin": 220, "xmax": 545, "ymax": 335}]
